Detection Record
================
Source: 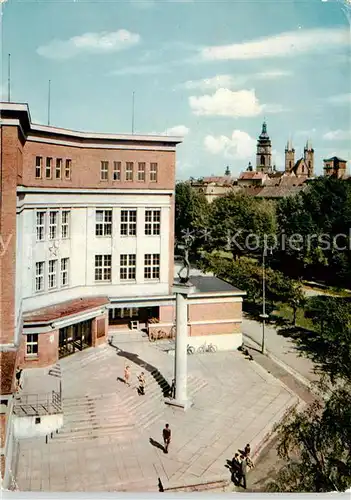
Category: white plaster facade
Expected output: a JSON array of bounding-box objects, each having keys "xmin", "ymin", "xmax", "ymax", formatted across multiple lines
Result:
[
  {"xmin": 16, "ymin": 189, "xmax": 172, "ymax": 335},
  {"xmin": 13, "ymin": 414, "xmax": 64, "ymax": 440}
]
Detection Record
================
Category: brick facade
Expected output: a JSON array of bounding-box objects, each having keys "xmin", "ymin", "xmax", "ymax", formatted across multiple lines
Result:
[
  {"xmin": 17, "ymin": 330, "xmax": 59, "ymax": 369},
  {"xmin": 188, "ymin": 301, "xmax": 241, "ymax": 322}
]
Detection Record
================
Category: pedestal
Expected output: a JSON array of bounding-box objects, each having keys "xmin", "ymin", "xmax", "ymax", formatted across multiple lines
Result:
[{"xmin": 165, "ymin": 282, "xmax": 194, "ymax": 411}]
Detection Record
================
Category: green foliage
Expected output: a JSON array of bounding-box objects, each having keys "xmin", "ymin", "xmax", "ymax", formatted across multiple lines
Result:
[{"xmin": 266, "ymin": 387, "xmax": 351, "ymax": 492}]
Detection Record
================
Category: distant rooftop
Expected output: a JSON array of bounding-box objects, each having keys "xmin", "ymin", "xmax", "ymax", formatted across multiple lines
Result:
[{"xmin": 188, "ymin": 275, "xmax": 244, "ymax": 295}]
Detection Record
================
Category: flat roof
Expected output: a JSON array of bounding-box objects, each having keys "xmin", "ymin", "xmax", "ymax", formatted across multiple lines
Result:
[{"xmin": 188, "ymin": 275, "xmax": 244, "ymax": 294}]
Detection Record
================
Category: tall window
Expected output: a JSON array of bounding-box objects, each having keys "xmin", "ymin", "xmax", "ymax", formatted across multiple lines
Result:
[
  {"xmin": 60, "ymin": 258, "xmax": 69, "ymax": 287},
  {"xmin": 260, "ymin": 155, "xmax": 265, "ymax": 166},
  {"xmin": 150, "ymin": 163, "xmax": 158, "ymax": 182},
  {"xmin": 45, "ymin": 157, "xmax": 52, "ymax": 179},
  {"xmin": 95, "ymin": 255, "xmax": 112, "ymax": 282},
  {"xmin": 100, "ymin": 161, "xmax": 109, "ymax": 181},
  {"xmin": 55, "ymin": 159, "xmax": 62, "ymax": 179},
  {"xmin": 120, "ymin": 254, "xmax": 136, "ymax": 280},
  {"xmin": 145, "ymin": 209, "xmax": 160, "ymax": 235},
  {"xmin": 113, "ymin": 161, "xmax": 121, "ymax": 181},
  {"xmin": 126, "ymin": 162, "xmax": 134, "ymax": 181},
  {"xmin": 35, "ymin": 156, "xmax": 42, "ymax": 179},
  {"xmin": 61, "ymin": 210, "xmax": 70, "ymax": 239},
  {"xmin": 26, "ymin": 334, "xmax": 38, "ymax": 357},
  {"xmin": 35, "ymin": 262, "xmax": 45, "ymax": 292},
  {"xmin": 144, "ymin": 254, "xmax": 160, "ymax": 280},
  {"xmin": 36, "ymin": 211, "xmax": 45, "ymax": 241},
  {"xmin": 120, "ymin": 210, "xmax": 137, "ymax": 236},
  {"xmin": 49, "ymin": 211, "xmax": 58, "ymax": 240},
  {"xmin": 95, "ymin": 210, "xmax": 112, "ymax": 236},
  {"xmin": 48, "ymin": 259, "xmax": 58, "ymax": 289},
  {"xmin": 65, "ymin": 159, "xmax": 72, "ymax": 180},
  {"xmin": 138, "ymin": 163, "xmax": 146, "ymax": 181}
]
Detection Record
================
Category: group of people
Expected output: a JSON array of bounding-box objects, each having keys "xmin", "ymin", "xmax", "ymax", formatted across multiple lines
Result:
[
  {"xmin": 123, "ymin": 363, "xmax": 146, "ymax": 396},
  {"xmin": 231, "ymin": 444, "xmax": 254, "ymax": 489}
]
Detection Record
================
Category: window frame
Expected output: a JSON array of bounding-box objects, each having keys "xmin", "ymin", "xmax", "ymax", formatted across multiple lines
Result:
[
  {"xmin": 48, "ymin": 259, "xmax": 58, "ymax": 290},
  {"xmin": 150, "ymin": 163, "xmax": 158, "ymax": 182},
  {"xmin": 45, "ymin": 157, "xmax": 52, "ymax": 179},
  {"xmin": 94, "ymin": 254, "xmax": 112, "ymax": 282},
  {"xmin": 65, "ymin": 159, "xmax": 72, "ymax": 180},
  {"xmin": 137, "ymin": 162, "xmax": 146, "ymax": 182},
  {"xmin": 125, "ymin": 162, "xmax": 134, "ymax": 182},
  {"xmin": 120, "ymin": 209, "xmax": 137, "ymax": 236},
  {"xmin": 36, "ymin": 211, "xmax": 46, "ymax": 241},
  {"xmin": 26, "ymin": 333, "xmax": 39, "ymax": 358},
  {"xmin": 55, "ymin": 158, "xmax": 62, "ymax": 179},
  {"xmin": 144, "ymin": 253, "xmax": 160, "ymax": 280},
  {"xmin": 61, "ymin": 210, "xmax": 70, "ymax": 239},
  {"xmin": 35, "ymin": 261, "xmax": 45, "ymax": 292},
  {"xmin": 48, "ymin": 210, "xmax": 59, "ymax": 240},
  {"xmin": 60, "ymin": 258, "xmax": 69, "ymax": 287},
  {"xmin": 113, "ymin": 161, "xmax": 121, "ymax": 181},
  {"xmin": 120, "ymin": 254, "xmax": 136, "ymax": 281},
  {"xmin": 95, "ymin": 210, "xmax": 112, "ymax": 237},
  {"xmin": 100, "ymin": 161, "xmax": 109, "ymax": 181},
  {"xmin": 145, "ymin": 209, "xmax": 161, "ymax": 236},
  {"xmin": 35, "ymin": 156, "xmax": 42, "ymax": 179}
]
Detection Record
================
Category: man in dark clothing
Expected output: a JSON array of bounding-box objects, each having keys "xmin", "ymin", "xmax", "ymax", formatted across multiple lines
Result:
[
  {"xmin": 170, "ymin": 379, "xmax": 176, "ymax": 399},
  {"xmin": 231, "ymin": 453, "xmax": 241, "ymax": 484},
  {"xmin": 162, "ymin": 424, "xmax": 171, "ymax": 454},
  {"xmin": 240, "ymin": 455, "xmax": 248, "ymax": 489}
]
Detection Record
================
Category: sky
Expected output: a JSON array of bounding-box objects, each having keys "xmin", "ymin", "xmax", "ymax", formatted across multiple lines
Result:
[{"xmin": 0, "ymin": 0, "xmax": 350, "ymax": 179}]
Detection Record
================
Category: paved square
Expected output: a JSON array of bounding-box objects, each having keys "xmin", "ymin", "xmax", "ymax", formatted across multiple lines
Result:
[{"xmin": 16, "ymin": 335, "xmax": 297, "ymax": 492}]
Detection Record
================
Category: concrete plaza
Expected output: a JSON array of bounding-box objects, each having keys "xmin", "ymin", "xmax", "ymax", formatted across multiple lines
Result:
[{"xmin": 15, "ymin": 333, "xmax": 298, "ymax": 492}]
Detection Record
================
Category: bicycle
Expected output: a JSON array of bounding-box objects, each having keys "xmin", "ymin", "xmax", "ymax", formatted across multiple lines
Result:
[
  {"xmin": 187, "ymin": 344, "xmax": 195, "ymax": 355},
  {"xmin": 197, "ymin": 342, "xmax": 217, "ymax": 354}
]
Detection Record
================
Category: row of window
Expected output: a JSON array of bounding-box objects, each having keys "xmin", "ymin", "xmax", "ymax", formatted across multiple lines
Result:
[
  {"xmin": 94, "ymin": 253, "xmax": 160, "ymax": 282},
  {"xmin": 35, "ymin": 209, "xmax": 161, "ymax": 241},
  {"xmin": 100, "ymin": 161, "xmax": 158, "ymax": 183},
  {"xmin": 35, "ymin": 157, "xmax": 72, "ymax": 180},
  {"xmin": 36, "ymin": 210, "xmax": 70, "ymax": 241},
  {"xmin": 35, "ymin": 258, "xmax": 69, "ymax": 292},
  {"xmin": 34, "ymin": 253, "xmax": 160, "ymax": 292}
]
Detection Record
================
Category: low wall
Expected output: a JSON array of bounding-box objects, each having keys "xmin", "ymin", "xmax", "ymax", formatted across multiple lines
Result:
[
  {"xmin": 13, "ymin": 414, "xmax": 63, "ymax": 440},
  {"xmin": 169, "ymin": 333, "xmax": 243, "ymax": 354}
]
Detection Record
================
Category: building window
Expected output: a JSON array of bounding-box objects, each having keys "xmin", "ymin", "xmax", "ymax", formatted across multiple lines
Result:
[
  {"xmin": 61, "ymin": 258, "xmax": 69, "ymax": 287},
  {"xmin": 126, "ymin": 162, "xmax": 134, "ymax": 181},
  {"xmin": 101, "ymin": 161, "xmax": 109, "ymax": 181},
  {"xmin": 95, "ymin": 210, "xmax": 112, "ymax": 236},
  {"xmin": 35, "ymin": 262, "xmax": 45, "ymax": 292},
  {"xmin": 55, "ymin": 159, "xmax": 62, "ymax": 179},
  {"xmin": 95, "ymin": 255, "xmax": 112, "ymax": 282},
  {"xmin": 138, "ymin": 162, "xmax": 146, "ymax": 181},
  {"xmin": 150, "ymin": 163, "xmax": 158, "ymax": 182},
  {"xmin": 48, "ymin": 259, "xmax": 58, "ymax": 289},
  {"xmin": 35, "ymin": 156, "xmax": 42, "ymax": 179},
  {"xmin": 49, "ymin": 211, "xmax": 58, "ymax": 240},
  {"xmin": 61, "ymin": 210, "xmax": 70, "ymax": 239},
  {"xmin": 260, "ymin": 155, "xmax": 265, "ymax": 166},
  {"xmin": 26, "ymin": 334, "xmax": 38, "ymax": 357},
  {"xmin": 113, "ymin": 161, "xmax": 121, "ymax": 181},
  {"xmin": 45, "ymin": 157, "xmax": 52, "ymax": 179},
  {"xmin": 120, "ymin": 254, "xmax": 136, "ymax": 280},
  {"xmin": 120, "ymin": 210, "xmax": 137, "ymax": 236},
  {"xmin": 65, "ymin": 159, "xmax": 72, "ymax": 180},
  {"xmin": 145, "ymin": 209, "xmax": 160, "ymax": 235},
  {"xmin": 36, "ymin": 211, "xmax": 45, "ymax": 241},
  {"xmin": 144, "ymin": 254, "xmax": 160, "ymax": 280}
]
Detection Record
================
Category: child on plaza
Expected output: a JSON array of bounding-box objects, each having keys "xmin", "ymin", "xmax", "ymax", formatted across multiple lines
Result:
[{"xmin": 124, "ymin": 363, "xmax": 131, "ymax": 387}]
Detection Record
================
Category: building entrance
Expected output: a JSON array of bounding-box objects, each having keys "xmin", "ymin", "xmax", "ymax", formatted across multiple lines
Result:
[{"xmin": 58, "ymin": 319, "xmax": 92, "ymax": 358}]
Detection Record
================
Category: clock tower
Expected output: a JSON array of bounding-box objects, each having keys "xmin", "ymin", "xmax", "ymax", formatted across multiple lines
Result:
[{"xmin": 256, "ymin": 121, "xmax": 272, "ymax": 173}]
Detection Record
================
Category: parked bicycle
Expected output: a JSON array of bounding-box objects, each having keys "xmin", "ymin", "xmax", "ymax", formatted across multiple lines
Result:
[
  {"xmin": 197, "ymin": 342, "xmax": 217, "ymax": 354},
  {"xmin": 187, "ymin": 344, "xmax": 195, "ymax": 355},
  {"xmin": 149, "ymin": 329, "xmax": 174, "ymax": 342}
]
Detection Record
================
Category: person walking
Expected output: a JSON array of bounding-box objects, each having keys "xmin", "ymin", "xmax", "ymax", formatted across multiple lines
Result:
[
  {"xmin": 244, "ymin": 443, "xmax": 251, "ymax": 457},
  {"xmin": 15, "ymin": 367, "xmax": 23, "ymax": 391},
  {"xmin": 124, "ymin": 363, "xmax": 131, "ymax": 387},
  {"xmin": 231, "ymin": 453, "xmax": 241, "ymax": 484},
  {"xmin": 170, "ymin": 379, "xmax": 176, "ymax": 399},
  {"xmin": 162, "ymin": 423, "xmax": 171, "ymax": 454},
  {"xmin": 138, "ymin": 372, "xmax": 146, "ymax": 395}
]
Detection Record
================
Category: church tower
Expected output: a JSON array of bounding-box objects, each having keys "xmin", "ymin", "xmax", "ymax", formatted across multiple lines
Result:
[
  {"xmin": 285, "ymin": 139, "xmax": 295, "ymax": 173},
  {"xmin": 304, "ymin": 140, "xmax": 314, "ymax": 177},
  {"xmin": 256, "ymin": 121, "xmax": 272, "ymax": 173}
]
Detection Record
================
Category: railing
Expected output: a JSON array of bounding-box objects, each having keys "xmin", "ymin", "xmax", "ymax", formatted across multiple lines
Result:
[{"xmin": 13, "ymin": 390, "xmax": 62, "ymax": 417}]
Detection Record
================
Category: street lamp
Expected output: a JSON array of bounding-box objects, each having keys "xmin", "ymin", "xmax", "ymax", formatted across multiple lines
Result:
[{"xmin": 260, "ymin": 246, "xmax": 272, "ymax": 354}]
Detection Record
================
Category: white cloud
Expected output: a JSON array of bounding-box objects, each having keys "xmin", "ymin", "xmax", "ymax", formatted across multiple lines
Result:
[
  {"xmin": 326, "ymin": 93, "xmax": 351, "ymax": 105},
  {"xmin": 37, "ymin": 30, "xmax": 141, "ymax": 60},
  {"xmin": 190, "ymin": 88, "xmax": 263, "ymax": 117},
  {"xmin": 254, "ymin": 70, "xmax": 292, "ymax": 80},
  {"xmin": 323, "ymin": 129, "xmax": 351, "ymax": 141},
  {"xmin": 204, "ymin": 130, "xmax": 256, "ymax": 160},
  {"xmin": 164, "ymin": 125, "xmax": 190, "ymax": 136},
  {"xmin": 201, "ymin": 27, "xmax": 349, "ymax": 61},
  {"xmin": 295, "ymin": 128, "xmax": 317, "ymax": 137}
]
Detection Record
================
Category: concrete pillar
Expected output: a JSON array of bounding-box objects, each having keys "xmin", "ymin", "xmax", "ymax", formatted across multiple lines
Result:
[{"xmin": 166, "ymin": 282, "xmax": 194, "ymax": 411}]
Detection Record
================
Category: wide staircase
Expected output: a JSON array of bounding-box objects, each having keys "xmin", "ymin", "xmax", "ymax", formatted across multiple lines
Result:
[{"xmin": 51, "ymin": 343, "xmax": 207, "ymax": 443}]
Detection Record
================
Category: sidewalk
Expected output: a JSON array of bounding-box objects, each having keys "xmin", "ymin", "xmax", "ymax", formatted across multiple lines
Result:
[{"xmin": 242, "ymin": 317, "xmax": 320, "ymax": 390}]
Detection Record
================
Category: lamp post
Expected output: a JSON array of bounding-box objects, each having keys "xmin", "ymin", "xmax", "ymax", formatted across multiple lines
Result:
[{"xmin": 260, "ymin": 246, "xmax": 271, "ymax": 354}]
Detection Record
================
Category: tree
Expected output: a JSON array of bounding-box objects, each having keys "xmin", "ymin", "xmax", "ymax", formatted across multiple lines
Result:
[
  {"xmin": 266, "ymin": 387, "xmax": 351, "ymax": 492},
  {"xmin": 175, "ymin": 182, "xmax": 209, "ymax": 256},
  {"xmin": 206, "ymin": 192, "xmax": 276, "ymax": 260}
]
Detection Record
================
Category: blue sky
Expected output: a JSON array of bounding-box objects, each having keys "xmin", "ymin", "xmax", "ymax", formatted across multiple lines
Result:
[{"xmin": 1, "ymin": 0, "xmax": 350, "ymax": 179}]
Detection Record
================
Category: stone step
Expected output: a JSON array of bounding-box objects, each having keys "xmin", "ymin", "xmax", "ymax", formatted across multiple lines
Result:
[
  {"xmin": 53, "ymin": 425, "xmax": 136, "ymax": 442},
  {"xmin": 59, "ymin": 415, "xmax": 131, "ymax": 433}
]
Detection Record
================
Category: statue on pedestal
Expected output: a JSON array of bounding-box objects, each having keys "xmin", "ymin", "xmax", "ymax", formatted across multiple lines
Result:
[{"xmin": 177, "ymin": 231, "xmax": 194, "ymax": 284}]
